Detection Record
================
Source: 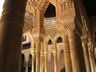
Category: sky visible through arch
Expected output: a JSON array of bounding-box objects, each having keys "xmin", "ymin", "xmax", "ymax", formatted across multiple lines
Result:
[{"xmin": 0, "ymin": 0, "xmax": 4, "ymax": 17}]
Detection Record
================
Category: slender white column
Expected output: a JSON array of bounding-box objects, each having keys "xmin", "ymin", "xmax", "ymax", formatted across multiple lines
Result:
[
  {"xmin": 82, "ymin": 42, "xmax": 91, "ymax": 72},
  {"xmin": 25, "ymin": 62, "xmax": 28, "ymax": 72},
  {"xmin": 53, "ymin": 53, "xmax": 57, "ymax": 72},
  {"xmin": 52, "ymin": 40, "xmax": 57, "ymax": 72},
  {"xmin": 32, "ymin": 54, "xmax": 35, "ymax": 72},
  {"xmin": 40, "ymin": 55, "xmax": 44, "ymax": 72},
  {"xmin": 25, "ymin": 55, "xmax": 29, "ymax": 72},
  {"xmin": 88, "ymin": 43, "xmax": 95, "ymax": 72},
  {"xmin": 30, "ymin": 39, "xmax": 35, "ymax": 72},
  {"xmin": 68, "ymin": 30, "xmax": 84, "ymax": 72},
  {"xmin": 36, "ymin": 42, "xmax": 41, "ymax": 72},
  {"xmin": 63, "ymin": 35, "xmax": 72, "ymax": 72},
  {"xmin": 44, "ymin": 54, "xmax": 48, "ymax": 72},
  {"xmin": 44, "ymin": 38, "xmax": 48, "ymax": 72}
]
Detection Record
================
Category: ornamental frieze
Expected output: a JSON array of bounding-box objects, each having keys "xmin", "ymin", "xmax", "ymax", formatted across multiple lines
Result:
[
  {"xmin": 59, "ymin": 0, "xmax": 72, "ymax": 11},
  {"xmin": 57, "ymin": 0, "xmax": 75, "ymax": 20}
]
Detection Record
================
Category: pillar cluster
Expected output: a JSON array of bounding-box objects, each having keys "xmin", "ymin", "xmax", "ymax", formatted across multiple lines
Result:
[{"xmin": 0, "ymin": 0, "xmax": 95, "ymax": 72}]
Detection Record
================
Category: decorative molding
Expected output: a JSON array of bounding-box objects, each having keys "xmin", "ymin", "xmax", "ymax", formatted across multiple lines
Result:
[{"xmin": 58, "ymin": 0, "xmax": 74, "ymax": 20}]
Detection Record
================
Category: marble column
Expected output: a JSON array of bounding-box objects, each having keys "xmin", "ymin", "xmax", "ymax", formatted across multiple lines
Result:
[
  {"xmin": 32, "ymin": 8, "xmax": 45, "ymax": 72},
  {"xmin": 68, "ymin": 30, "xmax": 84, "ymax": 72},
  {"xmin": 57, "ymin": 54, "xmax": 60, "ymax": 72},
  {"xmin": 0, "ymin": 0, "xmax": 27, "ymax": 72},
  {"xmin": 30, "ymin": 39, "xmax": 35, "ymax": 72},
  {"xmin": 32, "ymin": 54, "xmax": 35, "ymax": 72},
  {"xmin": 81, "ymin": 39, "xmax": 91, "ymax": 72},
  {"xmin": 25, "ymin": 55, "xmax": 29, "ymax": 72},
  {"xmin": 63, "ymin": 35, "xmax": 72, "ymax": 72},
  {"xmin": 53, "ymin": 53, "xmax": 57, "ymax": 72},
  {"xmin": 36, "ymin": 42, "xmax": 41, "ymax": 72},
  {"xmin": 40, "ymin": 55, "xmax": 44, "ymax": 72},
  {"xmin": 44, "ymin": 54, "xmax": 48, "ymax": 72},
  {"xmin": 40, "ymin": 42, "xmax": 44, "ymax": 72},
  {"xmin": 88, "ymin": 43, "xmax": 95, "ymax": 72},
  {"xmin": 44, "ymin": 41, "xmax": 48, "ymax": 72},
  {"xmin": 53, "ymin": 40, "xmax": 57, "ymax": 72},
  {"xmin": 25, "ymin": 62, "xmax": 29, "ymax": 72}
]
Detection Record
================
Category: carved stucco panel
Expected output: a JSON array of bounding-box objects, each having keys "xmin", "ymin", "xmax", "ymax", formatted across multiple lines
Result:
[
  {"xmin": 59, "ymin": 0, "xmax": 72, "ymax": 17},
  {"xmin": 46, "ymin": 28, "xmax": 58, "ymax": 39},
  {"xmin": 23, "ymin": 12, "xmax": 33, "ymax": 33}
]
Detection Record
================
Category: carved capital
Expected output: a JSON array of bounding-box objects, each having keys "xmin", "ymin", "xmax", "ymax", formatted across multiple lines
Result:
[{"xmin": 81, "ymin": 36, "xmax": 88, "ymax": 43}]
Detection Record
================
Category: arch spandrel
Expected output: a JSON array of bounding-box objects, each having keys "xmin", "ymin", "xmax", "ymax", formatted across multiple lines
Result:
[
  {"xmin": 26, "ymin": 0, "xmax": 56, "ymax": 14},
  {"xmin": 23, "ymin": 12, "xmax": 33, "ymax": 33}
]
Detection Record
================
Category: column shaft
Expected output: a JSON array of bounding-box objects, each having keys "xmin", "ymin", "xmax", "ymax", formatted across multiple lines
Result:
[
  {"xmin": 68, "ymin": 30, "xmax": 83, "ymax": 72},
  {"xmin": 44, "ymin": 39, "xmax": 48, "ymax": 72},
  {"xmin": 31, "ymin": 39, "xmax": 35, "ymax": 72},
  {"xmin": 63, "ymin": 35, "xmax": 72, "ymax": 72},
  {"xmin": 25, "ymin": 62, "xmax": 28, "ymax": 72},
  {"xmin": 40, "ymin": 55, "xmax": 44, "ymax": 72},
  {"xmin": 32, "ymin": 54, "xmax": 35, "ymax": 72},
  {"xmin": 25, "ymin": 55, "xmax": 29, "ymax": 72},
  {"xmin": 53, "ymin": 53, "xmax": 57, "ymax": 72},
  {"xmin": 45, "ymin": 55, "xmax": 48, "ymax": 72},
  {"xmin": 36, "ymin": 52, "xmax": 40, "ymax": 72},
  {"xmin": 82, "ymin": 42, "xmax": 91, "ymax": 72},
  {"xmin": 0, "ymin": 0, "xmax": 27, "ymax": 72},
  {"xmin": 53, "ymin": 40, "xmax": 57, "ymax": 72},
  {"xmin": 36, "ymin": 42, "xmax": 40, "ymax": 72},
  {"xmin": 88, "ymin": 43, "xmax": 95, "ymax": 72}
]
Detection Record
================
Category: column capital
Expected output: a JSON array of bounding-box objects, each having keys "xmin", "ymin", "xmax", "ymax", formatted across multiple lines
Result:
[
  {"xmin": 30, "ymin": 51, "xmax": 35, "ymax": 56},
  {"xmin": 67, "ymin": 22, "xmax": 82, "ymax": 37},
  {"xmin": 81, "ymin": 36, "xmax": 88, "ymax": 43},
  {"xmin": 25, "ymin": 54, "xmax": 30, "ymax": 62},
  {"xmin": 53, "ymin": 52, "xmax": 57, "ymax": 56},
  {"xmin": 44, "ymin": 52, "xmax": 48, "ymax": 56}
]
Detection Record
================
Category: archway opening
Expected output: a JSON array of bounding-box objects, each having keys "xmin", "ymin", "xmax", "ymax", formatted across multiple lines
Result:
[
  {"xmin": 57, "ymin": 37, "xmax": 63, "ymax": 43},
  {"xmin": 28, "ymin": 54, "xmax": 32, "ymax": 72},
  {"xmin": 48, "ymin": 39, "xmax": 52, "ymax": 45},
  {"xmin": 44, "ymin": 3, "xmax": 56, "ymax": 18},
  {"xmin": 21, "ymin": 54, "xmax": 25, "ymax": 72}
]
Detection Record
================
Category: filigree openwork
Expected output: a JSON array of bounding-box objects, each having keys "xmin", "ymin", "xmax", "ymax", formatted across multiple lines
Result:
[{"xmin": 23, "ymin": 12, "xmax": 33, "ymax": 33}]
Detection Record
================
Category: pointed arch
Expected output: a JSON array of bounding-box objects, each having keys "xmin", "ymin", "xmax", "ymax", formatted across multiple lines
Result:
[
  {"xmin": 48, "ymin": 39, "xmax": 52, "ymax": 45},
  {"xmin": 57, "ymin": 37, "xmax": 63, "ymax": 43},
  {"xmin": 44, "ymin": 3, "xmax": 56, "ymax": 17}
]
